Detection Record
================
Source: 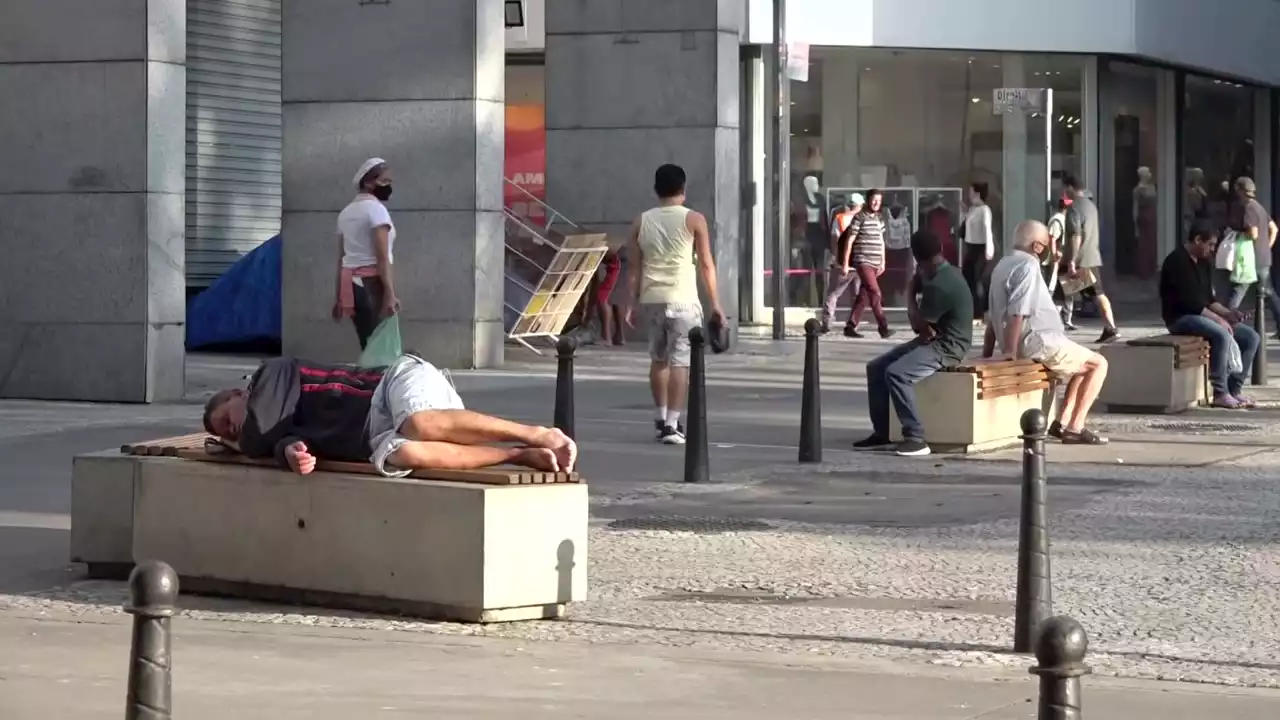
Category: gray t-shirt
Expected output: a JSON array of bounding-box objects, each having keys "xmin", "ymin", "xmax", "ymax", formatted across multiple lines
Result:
[
  {"xmin": 1242, "ymin": 198, "xmax": 1273, "ymax": 268},
  {"xmin": 987, "ymin": 250, "xmax": 1070, "ymax": 359},
  {"xmin": 1072, "ymin": 192, "xmax": 1102, "ymax": 268}
]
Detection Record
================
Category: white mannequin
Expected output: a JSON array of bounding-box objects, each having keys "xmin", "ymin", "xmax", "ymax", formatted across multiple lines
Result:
[{"xmin": 802, "ymin": 175, "xmax": 821, "ymax": 224}]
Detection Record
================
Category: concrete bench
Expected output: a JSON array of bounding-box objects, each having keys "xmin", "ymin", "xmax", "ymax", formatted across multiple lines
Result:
[
  {"xmin": 1098, "ymin": 334, "xmax": 1209, "ymax": 414},
  {"xmin": 889, "ymin": 358, "xmax": 1050, "ymax": 453},
  {"xmin": 71, "ymin": 434, "xmax": 588, "ymax": 623}
]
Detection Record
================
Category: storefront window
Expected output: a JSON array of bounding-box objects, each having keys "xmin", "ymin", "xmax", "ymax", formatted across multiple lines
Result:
[
  {"xmin": 1182, "ymin": 74, "xmax": 1255, "ymax": 235},
  {"xmin": 769, "ymin": 48, "xmax": 1085, "ymax": 309},
  {"xmin": 1105, "ymin": 61, "xmax": 1164, "ymax": 280}
]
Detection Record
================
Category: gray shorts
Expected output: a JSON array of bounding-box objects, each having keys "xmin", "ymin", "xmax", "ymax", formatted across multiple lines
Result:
[
  {"xmin": 366, "ymin": 354, "xmax": 465, "ymax": 477},
  {"xmin": 643, "ymin": 302, "xmax": 703, "ymax": 367}
]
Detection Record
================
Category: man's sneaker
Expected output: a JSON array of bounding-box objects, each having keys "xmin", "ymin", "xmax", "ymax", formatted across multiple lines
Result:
[
  {"xmin": 659, "ymin": 425, "xmax": 686, "ymax": 445},
  {"xmin": 843, "ymin": 325, "xmax": 863, "ymax": 339},
  {"xmin": 1048, "ymin": 420, "xmax": 1065, "ymax": 440},
  {"xmin": 878, "ymin": 327, "xmax": 896, "ymax": 340},
  {"xmin": 1096, "ymin": 327, "xmax": 1119, "ymax": 344},
  {"xmin": 894, "ymin": 438, "xmax": 932, "ymax": 457},
  {"xmin": 852, "ymin": 434, "xmax": 895, "ymax": 451},
  {"xmin": 1060, "ymin": 428, "xmax": 1109, "ymax": 445}
]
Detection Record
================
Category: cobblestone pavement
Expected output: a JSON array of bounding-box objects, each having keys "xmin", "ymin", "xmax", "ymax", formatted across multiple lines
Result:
[{"xmin": 6, "ymin": 451, "xmax": 1279, "ymax": 689}]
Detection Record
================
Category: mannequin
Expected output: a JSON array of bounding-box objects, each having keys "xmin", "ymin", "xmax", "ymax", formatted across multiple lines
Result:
[{"xmin": 801, "ymin": 175, "xmax": 828, "ymax": 303}]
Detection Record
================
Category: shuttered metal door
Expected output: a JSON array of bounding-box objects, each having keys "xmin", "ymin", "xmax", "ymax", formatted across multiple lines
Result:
[{"xmin": 185, "ymin": 0, "xmax": 282, "ymax": 287}]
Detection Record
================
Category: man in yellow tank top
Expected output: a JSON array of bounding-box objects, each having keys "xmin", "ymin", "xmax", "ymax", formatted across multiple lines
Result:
[{"xmin": 623, "ymin": 164, "xmax": 726, "ymax": 445}]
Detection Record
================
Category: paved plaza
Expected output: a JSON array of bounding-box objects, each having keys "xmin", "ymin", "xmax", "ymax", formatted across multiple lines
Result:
[{"xmin": 2, "ymin": 323, "xmax": 1280, "ymax": 715}]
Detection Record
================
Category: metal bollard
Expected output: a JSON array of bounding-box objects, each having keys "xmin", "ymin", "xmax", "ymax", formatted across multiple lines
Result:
[
  {"xmin": 684, "ymin": 327, "xmax": 709, "ymax": 484},
  {"xmin": 1252, "ymin": 284, "xmax": 1268, "ymax": 385},
  {"xmin": 124, "ymin": 560, "xmax": 179, "ymax": 720},
  {"xmin": 554, "ymin": 336, "xmax": 577, "ymax": 439},
  {"xmin": 1014, "ymin": 408, "xmax": 1053, "ymax": 654},
  {"xmin": 798, "ymin": 318, "xmax": 823, "ymax": 463},
  {"xmin": 1030, "ymin": 615, "xmax": 1092, "ymax": 720}
]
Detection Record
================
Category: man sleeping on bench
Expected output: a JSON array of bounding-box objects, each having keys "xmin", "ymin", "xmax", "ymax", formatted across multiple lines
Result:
[{"xmin": 202, "ymin": 353, "xmax": 577, "ymax": 476}]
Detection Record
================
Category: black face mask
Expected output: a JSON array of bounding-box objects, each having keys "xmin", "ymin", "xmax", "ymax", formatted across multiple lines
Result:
[{"xmin": 372, "ymin": 184, "xmax": 393, "ymax": 202}]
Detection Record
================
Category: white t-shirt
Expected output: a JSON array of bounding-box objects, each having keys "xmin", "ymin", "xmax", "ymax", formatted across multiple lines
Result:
[{"xmin": 337, "ymin": 196, "xmax": 396, "ymax": 269}]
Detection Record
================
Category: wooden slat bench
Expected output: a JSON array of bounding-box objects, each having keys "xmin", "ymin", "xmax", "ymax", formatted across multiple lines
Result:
[
  {"xmin": 888, "ymin": 358, "xmax": 1051, "ymax": 453},
  {"xmin": 119, "ymin": 433, "xmax": 581, "ymax": 486},
  {"xmin": 1099, "ymin": 334, "xmax": 1210, "ymax": 414},
  {"xmin": 72, "ymin": 432, "xmax": 588, "ymax": 623}
]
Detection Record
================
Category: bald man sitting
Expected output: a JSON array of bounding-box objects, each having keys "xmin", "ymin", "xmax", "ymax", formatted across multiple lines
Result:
[{"xmin": 983, "ymin": 220, "xmax": 1109, "ymax": 445}]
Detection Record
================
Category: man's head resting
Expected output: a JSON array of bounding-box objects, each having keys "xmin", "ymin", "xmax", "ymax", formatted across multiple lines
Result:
[{"xmin": 203, "ymin": 388, "xmax": 249, "ymax": 441}]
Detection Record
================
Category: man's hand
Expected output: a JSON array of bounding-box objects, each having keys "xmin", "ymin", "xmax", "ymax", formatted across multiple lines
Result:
[
  {"xmin": 332, "ymin": 301, "xmax": 345, "ymax": 322},
  {"xmin": 917, "ymin": 324, "xmax": 937, "ymax": 342},
  {"xmin": 840, "ymin": 264, "xmax": 851, "ymax": 276},
  {"xmin": 528, "ymin": 427, "xmax": 578, "ymax": 472},
  {"xmin": 1225, "ymin": 308, "xmax": 1246, "ymax": 325},
  {"xmin": 1066, "ymin": 262, "xmax": 1078, "ymax": 278},
  {"xmin": 516, "ymin": 447, "xmax": 561, "ymax": 471},
  {"xmin": 284, "ymin": 441, "xmax": 317, "ymax": 475},
  {"xmin": 711, "ymin": 305, "xmax": 727, "ymax": 326}
]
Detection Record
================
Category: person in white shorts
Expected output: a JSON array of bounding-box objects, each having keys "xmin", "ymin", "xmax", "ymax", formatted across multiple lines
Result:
[
  {"xmin": 203, "ymin": 354, "xmax": 576, "ymax": 476},
  {"xmin": 623, "ymin": 163, "xmax": 726, "ymax": 445},
  {"xmin": 984, "ymin": 220, "xmax": 1110, "ymax": 445}
]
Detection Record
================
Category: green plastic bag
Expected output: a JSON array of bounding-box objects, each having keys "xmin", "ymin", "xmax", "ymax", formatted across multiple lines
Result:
[
  {"xmin": 1232, "ymin": 238, "xmax": 1258, "ymax": 285},
  {"xmin": 358, "ymin": 315, "xmax": 403, "ymax": 368}
]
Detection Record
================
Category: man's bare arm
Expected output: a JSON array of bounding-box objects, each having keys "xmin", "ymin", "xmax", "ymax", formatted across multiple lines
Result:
[
  {"xmin": 689, "ymin": 210, "xmax": 723, "ymax": 315},
  {"xmin": 1001, "ymin": 316, "xmax": 1025, "ymax": 360},
  {"xmin": 982, "ymin": 323, "xmax": 997, "ymax": 358},
  {"xmin": 390, "ymin": 442, "xmax": 532, "ymax": 471},
  {"xmin": 1270, "ymin": 219, "xmax": 1278, "ymax": 246},
  {"xmin": 625, "ymin": 218, "xmax": 643, "ymax": 306}
]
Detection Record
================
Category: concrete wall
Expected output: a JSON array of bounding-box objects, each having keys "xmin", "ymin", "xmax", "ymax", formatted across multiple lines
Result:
[
  {"xmin": 545, "ymin": 0, "xmax": 742, "ymax": 330},
  {"xmin": 747, "ymin": 0, "xmax": 1280, "ymax": 87},
  {"xmin": 281, "ymin": 0, "xmax": 506, "ymax": 368},
  {"xmin": 0, "ymin": 0, "xmax": 186, "ymax": 402}
]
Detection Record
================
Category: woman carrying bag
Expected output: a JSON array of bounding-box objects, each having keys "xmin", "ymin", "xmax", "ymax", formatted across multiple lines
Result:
[{"xmin": 333, "ymin": 158, "xmax": 402, "ymax": 362}]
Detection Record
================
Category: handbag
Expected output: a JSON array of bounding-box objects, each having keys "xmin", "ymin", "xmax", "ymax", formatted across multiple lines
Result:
[
  {"xmin": 1059, "ymin": 267, "xmax": 1097, "ymax": 297},
  {"xmin": 1215, "ymin": 229, "xmax": 1238, "ymax": 271}
]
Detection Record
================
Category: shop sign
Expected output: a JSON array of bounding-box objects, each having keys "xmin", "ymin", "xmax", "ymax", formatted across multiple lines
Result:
[{"xmin": 992, "ymin": 87, "xmax": 1047, "ymax": 115}]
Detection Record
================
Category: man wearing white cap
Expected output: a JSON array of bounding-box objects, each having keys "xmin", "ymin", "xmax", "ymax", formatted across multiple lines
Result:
[
  {"xmin": 334, "ymin": 158, "xmax": 399, "ymax": 348},
  {"xmin": 819, "ymin": 193, "xmax": 864, "ymax": 332}
]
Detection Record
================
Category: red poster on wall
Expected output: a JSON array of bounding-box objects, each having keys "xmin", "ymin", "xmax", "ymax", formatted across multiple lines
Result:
[{"xmin": 505, "ymin": 104, "xmax": 546, "ymax": 220}]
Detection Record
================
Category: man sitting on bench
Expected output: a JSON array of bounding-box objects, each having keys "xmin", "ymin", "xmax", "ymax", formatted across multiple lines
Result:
[
  {"xmin": 202, "ymin": 354, "xmax": 577, "ymax": 476},
  {"xmin": 984, "ymin": 220, "xmax": 1109, "ymax": 445},
  {"xmin": 853, "ymin": 229, "xmax": 972, "ymax": 457},
  {"xmin": 1160, "ymin": 219, "xmax": 1260, "ymax": 409}
]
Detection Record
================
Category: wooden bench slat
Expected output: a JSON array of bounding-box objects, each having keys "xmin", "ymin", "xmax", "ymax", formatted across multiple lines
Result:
[
  {"xmin": 1127, "ymin": 334, "xmax": 1208, "ymax": 349},
  {"xmin": 950, "ymin": 358, "xmax": 1042, "ymax": 376},
  {"xmin": 977, "ymin": 381, "xmax": 1051, "ymax": 401},
  {"xmin": 171, "ymin": 449, "xmax": 579, "ymax": 485},
  {"xmin": 976, "ymin": 372, "xmax": 1051, "ymax": 390}
]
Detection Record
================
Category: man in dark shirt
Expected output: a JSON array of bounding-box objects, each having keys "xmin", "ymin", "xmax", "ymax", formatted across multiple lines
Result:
[
  {"xmin": 202, "ymin": 354, "xmax": 577, "ymax": 475},
  {"xmin": 1160, "ymin": 220, "xmax": 1260, "ymax": 409},
  {"xmin": 853, "ymin": 230, "xmax": 973, "ymax": 457}
]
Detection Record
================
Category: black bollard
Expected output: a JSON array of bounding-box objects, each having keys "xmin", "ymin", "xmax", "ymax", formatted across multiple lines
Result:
[
  {"xmin": 1014, "ymin": 408, "xmax": 1053, "ymax": 654},
  {"xmin": 124, "ymin": 560, "xmax": 179, "ymax": 720},
  {"xmin": 798, "ymin": 318, "xmax": 823, "ymax": 463},
  {"xmin": 684, "ymin": 327, "xmax": 709, "ymax": 484},
  {"xmin": 1252, "ymin": 284, "xmax": 1268, "ymax": 385},
  {"xmin": 1030, "ymin": 615, "xmax": 1092, "ymax": 720},
  {"xmin": 554, "ymin": 335, "xmax": 577, "ymax": 439}
]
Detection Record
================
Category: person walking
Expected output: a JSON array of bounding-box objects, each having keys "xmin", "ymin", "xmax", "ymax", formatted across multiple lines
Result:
[
  {"xmin": 819, "ymin": 194, "xmax": 864, "ymax": 333},
  {"xmin": 961, "ymin": 182, "xmax": 995, "ymax": 323},
  {"xmin": 623, "ymin": 164, "xmax": 726, "ymax": 445},
  {"xmin": 1061, "ymin": 175, "xmax": 1119, "ymax": 342},
  {"xmin": 1224, "ymin": 177, "xmax": 1280, "ymax": 330},
  {"xmin": 333, "ymin": 158, "xmax": 400, "ymax": 349},
  {"xmin": 844, "ymin": 189, "xmax": 894, "ymax": 339}
]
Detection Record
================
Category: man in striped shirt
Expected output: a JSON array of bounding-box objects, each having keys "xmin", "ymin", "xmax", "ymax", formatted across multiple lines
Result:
[{"xmin": 843, "ymin": 189, "xmax": 894, "ymax": 339}]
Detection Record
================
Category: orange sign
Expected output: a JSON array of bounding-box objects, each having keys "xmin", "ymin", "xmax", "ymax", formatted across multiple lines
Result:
[{"xmin": 506, "ymin": 104, "xmax": 546, "ymax": 219}]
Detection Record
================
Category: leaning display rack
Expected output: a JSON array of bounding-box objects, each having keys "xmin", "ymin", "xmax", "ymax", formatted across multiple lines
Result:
[{"xmin": 503, "ymin": 179, "xmax": 608, "ymax": 353}]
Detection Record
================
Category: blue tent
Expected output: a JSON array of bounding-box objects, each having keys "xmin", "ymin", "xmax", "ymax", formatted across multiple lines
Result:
[{"xmin": 186, "ymin": 235, "xmax": 281, "ymax": 349}]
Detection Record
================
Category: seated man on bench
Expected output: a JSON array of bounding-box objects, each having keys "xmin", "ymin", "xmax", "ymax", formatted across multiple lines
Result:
[
  {"xmin": 853, "ymin": 229, "xmax": 972, "ymax": 457},
  {"xmin": 1160, "ymin": 219, "xmax": 1260, "ymax": 409},
  {"xmin": 203, "ymin": 354, "xmax": 577, "ymax": 476},
  {"xmin": 984, "ymin": 220, "xmax": 1109, "ymax": 445}
]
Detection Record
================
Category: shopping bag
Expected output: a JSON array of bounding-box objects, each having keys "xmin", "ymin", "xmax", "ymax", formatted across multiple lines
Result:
[
  {"xmin": 358, "ymin": 315, "xmax": 403, "ymax": 368},
  {"xmin": 1231, "ymin": 238, "xmax": 1257, "ymax": 285},
  {"xmin": 1215, "ymin": 230, "xmax": 1238, "ymax": 271}
]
